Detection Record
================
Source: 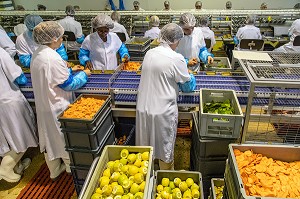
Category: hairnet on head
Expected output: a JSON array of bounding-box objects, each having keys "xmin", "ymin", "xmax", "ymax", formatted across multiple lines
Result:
[
  {"xmin": 133, "ymin": 1, "xmax": 140, "ymax": 6},
  {"xmin": 288, "ymin": 19, "xmax": 300, "ymax": 41},
  {"xmin": 164, "ymin": 1, "xmax": 170, "ymax": 5},
  {"xmin": 179, "ymin": 13, "xmax": 196, "ymax": 28},
  {"xmin": 25, "ymin": 15, "xmax": 43, "ymax": 31},
  {"xmin": 65, "ymin": 5, "xmax": 75, "ymax": 16},
  {"xmin": 246, "ymin": 14, "xmax": 256, "ymax": 24},
  {"xmin": 92, "ymin": 14, "xmax": 114, "ymax": 29},
  {"xmin": 158, "ymin": 23, "xmax": 184, "ymax": 45},
  {"xmin": 199, "ymin": 16, "xmax": 209, "ymax": 27},
  {"xmin": 111, "ymin": 11, "xmax": 120, "ymax": 22},
  {"xmin": 33, "ymin": 21, "xmax": 64, "ymax": 45},
  {"xmin": 195, "ymin": 1, "xmax": 202, "ymax": 7},
  {"xmin": 150, "ymin": 16, "xmax": 160, "ymax": 27}
]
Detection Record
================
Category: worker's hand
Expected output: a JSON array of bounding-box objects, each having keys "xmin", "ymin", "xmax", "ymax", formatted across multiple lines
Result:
[
  {"xmin": 207, "ymin": 56, "xmax": 214, "ymax": 64},
  {"xmin": 187, "ymin": 58, "xmax": 198, "ymax": 66},
  {"xmin": 122, "ymin": 55, "xmax": 129, "ymax": 63},
  {"xmin": 83, "ymin": 69, "xmax": 91, "ymax": 76},
  {"xmin": 85, "ymin": 61, "xmax": 93, "ymax": 70},
  {"xmin": 72, "ymin": 65, "xmax": 84, "ymax": 72}
]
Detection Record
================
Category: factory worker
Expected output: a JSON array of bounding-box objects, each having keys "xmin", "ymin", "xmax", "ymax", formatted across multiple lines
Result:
[
  {"xmin": 199, "ymin": 16, "xmax": 216, "ymax": 52},
  {"xmin": 194, "ymin": 1, "xmax": 202, "ymax": 10},
  {"xmin": 0, "ymin": 29, "xmax": 16, "ymax": 58},
  {"xmin": 260, "ymin": 3, "xmax": 267, "ymax": 10},
  {"xmin": 176, "ymin": 13, "xmax": 214, "ymax": 72},
  {"xmin": 136, "ymin": 23, "xmax": 196, "ymax": 170},
  {"xmin": 16, "ymin": 15, "xmax": 68, "ymax": 68},
  {"xmin": 0, "ymin": 47, "xmax": 38, "ymax": 183},
  {"xmin": 234, "ymin": 14, "xmax": 262, "ymax": 49},
  {"xmin": 162, "ymin": 1, "xmax": 172, "ymax": 11},
  {"xmin": 37, "ymin": 4, "xmax": 46, "ymax": 11},
  {"xmin": 133, "ymin": 1, "xmax": 145, "ymax": 11},
  {"xmin": 110, "ymin": 11, "xmax": 130, "ymax": 42},
  {"xmin": 144, "ymin": 16, "xmax": 161, "ymax": 39},
  {"xmin": 74, "ymin": 5, "xmax": 80, "ymax": 11},
  {"xmin": 274, "ymin": 19, "xmax": 300, "ymax": 52},
  {"xmin": 31, "ymin": 21, "xmax": 91, "ymax": 180},
  {"xmin": 14, "ymin": 20, "xmax": 28, "ymax": 37},
  {"xmin": 79, "ymin": 14, "xmax": 130, "ymax": 70},
  {"xmin": 58, "ymin": 5, "xmax": 85, "ymax": 51},
  {"xmin": 226, "ymin": 1, "xmax": 232, "ymax": 9}
]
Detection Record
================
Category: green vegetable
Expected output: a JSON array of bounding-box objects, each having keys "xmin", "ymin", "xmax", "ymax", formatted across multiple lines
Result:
[{"xmin": 203, "ymin": 99, "xmax": 234, "ymax": 115}]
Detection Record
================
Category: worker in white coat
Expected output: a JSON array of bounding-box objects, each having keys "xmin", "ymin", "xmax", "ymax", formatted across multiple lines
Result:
[
  {"xmin": 274, "ymin": 19, "xmax": 300, "ymax": 52},
  {"xmin": 144, "ymin": 16, "xmax": 161, "ymax": 39},
  {"xmin": 133, "ymin": 1, "xmax": 145, "ymax": 11},
  {"xmin": 0, "ymin": 47, "xmax": 38, "ymax": 183},
  {"xmin": 31, "ymin": 21, "xmax": 91, "ymax": 180},
  {"xmin": 110, "ymin": 11, "xmax": 130, "ymax": 42},
  {"xmin": 162, "ymin": 1, "xmax": 172, "ymax": 11},
  {"xmin": 176, "ymin": 13, "xmax": 214, "ymax": 72},
  {"xmin": 199, "ymin": 16, "xmax": 216, "ymax": 52},
  {"xmin": 0, "ymin": 29, "xmax": 16, "ymax": 58},
  {"xmin": 234, "ymin": 15, "xmax": 262, "ymax": 49},
  {"xmin": 136, "ymin": 23, "xmax": 196, "ymax": 170},
  {"xmin": 79, "ymin": 14, "xmax": 130, "ymax": 70},
  {"xmin": 16, "ymin": 15, "xmax": 68, "ymax": 68},
  {"xmin": 58, "ymin": 5, "xmax": 85, "ymax": 51}
]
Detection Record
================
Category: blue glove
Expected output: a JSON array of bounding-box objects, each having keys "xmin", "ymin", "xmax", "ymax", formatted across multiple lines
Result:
[
  {"xmin": 7, "ymin": 32, "xmax": 15, "ymax": 38},
  {"xmin": 184, "ymin": 58, "xmax": 189, "ymax": 65},
  {"xmin": 199, "ymin": 47, "xmax": 214, "ymax": 64},
  {"xmin": 14, "ymin": 72, "xmax": 28, "ymax": 85},
  {"xmin": 59, "ymin": 70, "xmax": 88, "ymax": 91},
  {"xmin": 76, "ymin": 35, "xmax": 85, "ymax": 44},
  {"xmin": 118, "ymin": 43, "xmax": 130, "ymax": 60},
  {"xmin": 178, "ymin": 74, "xmax": 196, "ymax": 93},
  {"xmin": 19, "ymin": 54, "xmax": 31, "ymax": 68},
  {"xmin": 79, "ymin": 48, "xmax": 90, "ymax": 66},
  {"xmin": 56, "ymin": 44, "xmax": 68, "ymax": 61},
  {"xmin": 233, "ymin": 36, "xmax": 239, "ymax": 45}
]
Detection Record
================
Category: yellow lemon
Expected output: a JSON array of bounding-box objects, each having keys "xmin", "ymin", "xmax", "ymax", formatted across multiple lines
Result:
[
  {"xmin": 127, "ymin": 154, "xmax": 137, "ymax": 164},
  {"xmin": 111, "ymin": 182, "xmax": 119, "ymax": 189},
  {"xmin": 130, "ymin": 183, "xmax": 140, "ymax": 194},
  {"xmin": 141, "ymin": 161, "xmax": 149, "ymax": 168},
  {"xmin": 120, "ymin": 149, "xmax": 129, "ymax": 159},
  {"xmin": 102, "ymin": 184, "xmax": 112, "ymax": 196},
  {"xmin": 120, "ymin": 158, "xmax": 128, "ymax": 165},
  {"xmin": 183, "ymin": 189, "xmax": 192, "ymax": 198},
  {"xmin": 103, "ymin": 168, "xmax": 111, "ymax": 178},
  {"xmin": 134, "ymin": 173, "xmax": 144, "ymax": 184},
  {"xmin": 99, "ymin": 176, "xmax": 110, "ymax": 188},
  {"xmin": 91, "ymin": 193, "xmax": 102, "ymax": 199},
  {"xmin": 128, "ymin": 165, "xmax": 139, "ymax": 176},
  {"xmin": 139, "ymin": 181, "xmax": 146, "ymax": 192},
  {"xmin": 174, "ymin": 178, "xmax": 181, "ymax": 187},
  {"xmin": 112, "ymin": 185, "xmax": 124, "ymax": 195},
  {"xmin": 191, "ymin": 189, "xmax": 200, "ymax": 198},
  {"xmin": 111, "ymin": 172, "xmax": 121, "ymax": 182},
  {"xmin": 164, "ymin": 186, "xmax": 172, "ymax": 194},
  {"xmin": 141, "ymin": 151, "xmax": 149, "ymax": 161},
  {"xmin": 161, "ymin": 190, "xmax": 170, "ymax": 199},
  {"xmin": 169, "ymin": 181, "xmax": 175, "ymax": 189},
  {"xmin": 95, "ymin": 187, "xmax": 102, "ymax": 194},
  {"xmin": 157, "ymin": 184, "xmax": 164, "ymax": 193},
  {"xmin": 190, "ymin": 183, "xmax": 199, "ymax": 191},
  {"xmin": 127, "ymin": 193, "xmax": 134, "ymax": 199},
  {"xmin": 161, "ymin": 178, "xmax": 170, "ymax": 187},
  {"xmin": 121, "ymin": 165, "xmax": 129, "ymax": 174},
  {"xmin": 185, "ymin": 178, "xmax": 194, "ymax": 188},
  {"xmin": 118, "ymin": 174, "xmax": 128, "ymax": 185},
  {"xmin": 134, "ymin": 192, "xmax": 144, "ymax": 199},
  {"xmin": 122, "ymin": 179, "xmax": 132, "ymax": 189},
  {"xmin": 179, "ymin": 182, "xmax": 188, "ymax": 192},
  {"xmin": 122, "ymin": 195, "xmax": 130, "ymax": 199},
  {"xmin": 107, "ymin": 161, "xmax": 115, "ymax": 172},
  {"xmin": 134, "ymin": 159, "xmax": 142, "ymax": 167},
  {"xmin": 172, "ymin": 190, "xmax": 182, "ymax": 199},
  {"xmin": 139, "ymin": 166, "xmax": 148, "ymax": 175},
  {"xmin": 114, "ymin": 162, "xmax": 123, "ymax": 172}
]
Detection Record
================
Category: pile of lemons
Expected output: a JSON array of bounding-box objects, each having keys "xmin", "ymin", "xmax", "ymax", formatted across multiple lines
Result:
[
  {"xmin": 155, "ymin": 177, "xmax": 201, "ymax": 199},
  {"xmin": 91, "ymin": 149, "xmax": 150, "ymax": 199}
]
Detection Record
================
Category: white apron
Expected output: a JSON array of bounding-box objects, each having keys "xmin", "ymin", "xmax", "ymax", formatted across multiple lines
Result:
[
  {"xmin": 144, "ymin": 27, "xmax": 161, "ymax": 39},
  {"xmin": 0, "ymin": 29, "xmax": 16, "ymax": 58},
  {"xmin": 16, "ymin": 30, "xmax": 39, "ymax": 56}
]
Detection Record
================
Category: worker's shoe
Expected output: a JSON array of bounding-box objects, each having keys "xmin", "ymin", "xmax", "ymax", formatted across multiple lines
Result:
[
  {"xmin": 0, "ymin": 167, "xmax": 21, "ymax": 183},
  {"xmin": 14, "ymin": 158, "xmax": 31, "ymax": 175},
  {"xmin": 44, "ymin": 153, "xmax": 66, "ymax": 181},
  {"xmin": 50, "ymin": 163, "xmax": 66, "ymax": 181},
  {"xmin": 0, "ymin": 151, "xmax": 23, "ymax": 183},
  {"xmin": 62, "ymin": 158, "xmax": 71, "ymax": 175}
]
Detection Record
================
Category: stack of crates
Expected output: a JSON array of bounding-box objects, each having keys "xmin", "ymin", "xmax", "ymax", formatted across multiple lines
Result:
[
  {"xmin": 190, "ymin": 89, "xmax": 243, "ymax": 198},
  {"xmin": 58, "ymin": 94, "xmax": 115, "ymax": 194},
  {"xmin": 125, "ymin": 37, "xmax": 150, "ymax": 61}
]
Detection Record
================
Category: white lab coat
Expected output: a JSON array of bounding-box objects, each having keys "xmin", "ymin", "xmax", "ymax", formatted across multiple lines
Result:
[
  {"xmin": 31, "ymin": 45, "xmax": 73, "ymax": 161},
  {"xmin": 274, "ymin": 42, "xmax": 300, "ymax": 53},
  {"xmin": 0, "ymin": 47, "xmax": 38, "ymax": 156},
  {"xmin": 14, "ymin": 24, "xmax": 27, "ymax": 36},
  {"xmin": 199, "ymin": 27, "xmax": 216, "ymax": 52},
  {"xmin": 136, "ymin": 44, "xmax": 191, "ymax": 163},
  {"xmin": 176, "ymin": 27, "xmax": 206, "ymax": 71},
  {"xmin": 236, "ymin": 25, "xmax": 262, "ymax": 49},
  {"xmin": 81, "ymin": 32, "xmax": 122, "ymax": 70},
  {"xmin": 110, "ymin": 22, "xmax": 130, "ymax": 42},
  {"xmin": 144, "ymin": 27, "xmax": 161, "ymax": 39},
  {"xmin": 16, "ymin": 30, "xmax": 39, "ymax": 56},
  {"xmin": 58, "ymin": 16, "xmax": 84, "ymax": 51},
  {"xmin": 132, "ymin": 7, "xmax": 145, "ymax": 11},
  {"xmin": 0, "ymin": 29, "xmax": 16, "ymax": 58}
]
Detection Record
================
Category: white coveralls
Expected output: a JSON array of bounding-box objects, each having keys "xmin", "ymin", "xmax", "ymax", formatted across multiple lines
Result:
[
  {"xmin": 110, "ymin": 21, "xmax": 130, "ymax": 42},
  {"xmin": 80, "ymin": 32, "xmax": 122, "ymax": 70},
  {"xmin": 144, "ymin": 27, "xmax": 161, "ymax": 40},
  {"xmin": 31, "ymin": 45, "xmax": 72, "ymax": 175},
  {"xmin": 274, "ymin": 42, "xmax": 300, "ymax": 53},
  {"xmin": 236, "ymin": 25, "xmax": 262, "ymax": 49},
  {"xmin": 14, "ymin": 24, "xmax": 28, "ymax": 36},
  {"xmin": 58, "ymin": 16, "xmax": 84, "ymax": 51},
  {"xmin": 176, "ymin": 27, "xmax": 206, "ymax": 71},
  {"xmin": 0, "ymin": 29, "xmax": 16, "ymax": 58},
  {"xmin": 16, "ymin": 30, "xmax": 39, "ymax": 56},
  {"xmin": 199, "ymin": 26, "xmax": 216, "ymax": 52},
  {"xmin": 136, "ymin": 44, "xmax": 191, "ymax": 165}
]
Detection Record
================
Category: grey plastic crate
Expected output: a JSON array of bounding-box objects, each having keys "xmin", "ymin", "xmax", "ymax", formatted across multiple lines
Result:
[
  {"xmin": 63, "ymin": 108, "xmax": 113, "ymax": 150},
  {"xmin": 210, "ymin": 178, "xmax": 225, "ymax": 199},
  {"xmin": 153, "ymin": 170, "xmax": 204, "ymax": 199},
  {"xmin": 227, "ymin": 144, "xmax": 300, "ymax": 199},
  {"xmin": 71, "ymin": 165, "xmax": 90, "ymax": 182},
  {"xmin": 59, "ymin": 94, "xmax": 111, "ymax": 130},
  {"xmin": 206, "ymin": 57, "xmax": 232, "ymax": 71},
  {"xmin": 67, "ymin": 124, "xmax": 115, "ymax": 167},
  {"xmin": 199, "ymin": 89, "xmax": 243, "ymax": 139},
  {"xmin": 125, "ymin": 37, "xmax": 151, "ymax": 51}
]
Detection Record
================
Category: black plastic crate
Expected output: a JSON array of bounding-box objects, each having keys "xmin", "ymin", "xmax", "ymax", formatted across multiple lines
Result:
[
  {"xmin": 115, "ymin": 123, "xmax": 135, "ymax": 145},
  {"xmin": 71, "ymin": 165, "xmax": 90, "ymax": 182},
  {"xmin": 67, "ymin": 124, "xmax": 115, "ymax": 167},
  {"xmin": 63, "ymin": 108, "xmax": 113, "ymax": 150},
  {"xmin": 73, "ymin": 179, "xmax": 84, "ymax": 196},
  {"xmin": 59, "ymin": 94, "xmax": 111, "ymax": 130}
]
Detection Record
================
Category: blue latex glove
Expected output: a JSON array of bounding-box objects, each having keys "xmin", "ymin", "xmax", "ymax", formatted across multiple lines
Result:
[
  {"xmin": 14, "ymin": 72, "xmax": 28, "ymax": 85},
  {"xmin": 56, "ymin": 44, "xmax": 68, "ymax": 61},
  {"xmin": 76, "ymin": 35, "xmax": 85, "ymax": 44},
  {"xmin": 199, "ymin": 47, "xmax": 214, "ymax": 64},
  {"xmin": 178, "ymin": 74, "xmax": 196, "ymax": 93},
  {"xmin": 233, "ymin": 36, "xmax": 239, "ymax": 45},
  {"xmin": 184, "ymin": 58, "xmax": 189, "ymax": 65},
  {"xmin": 79, "ymin": 48, "xmax": 90, "ymax": 66},
  {"xmin": 19, "ymin": 54, "xmax": 31, "ymax": 68},
  {"xmin": 118, "ymin": 43, "xmax": 130, "ymax": 60},
  {"xmin": 7, "ymin": 32, "xmax": 15, "ymax": 38},
  {"xmin": 59, "ymin": 70, "xmax": 88, "ymax": 91}
]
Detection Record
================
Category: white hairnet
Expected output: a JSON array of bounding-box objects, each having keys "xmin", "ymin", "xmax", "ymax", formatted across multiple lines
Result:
[
  {"xmin": 65, "ymin": 5, "xmax": 75, "ymax": 16},
  {"xmin": 195, "ymin": 1, "xmax": 202, "ymax": 7},
  {"xmin": 25, "ymin": 15, "xmax": 43, "ymax": 31},
  {"xmin": 246, "ymin": 14, "xmax": 256, "ymax": 24},
  {"xmin": 179, "ymin": 13, "xmax": 196, "ymax": 28},
  {"xmin": 158, "ymin": 23, "xmax": 184, "ymax": 45},
  {"xmin": 150, "ymin": 16, "xmax": 160, "ymax": 27},
  {"xmin": 111, "ymin": 11, "xmax": 120, "ymax": 22},
  {"xmin": 92, "ymin": 14, "xmax": 114, "ymax": 29},
  {"xmin": 199, "ymin": 16, "xmax": 209, "ymax": 27},
  {"xmin": 133, "ymin": 1, "xmax": 140, "ymax": 6},
  {"xmin": 33, "ymin": 21, "xmax": 64, "ymax": 45},
  {"xmin": 288, "ymin": 19, "xmax": 300, "ymax": 41}
]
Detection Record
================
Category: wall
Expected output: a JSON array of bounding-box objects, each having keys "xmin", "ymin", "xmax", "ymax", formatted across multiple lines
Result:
[{"xmin": 13, "ymin": 0, "xmax": 300, "ymax": 11}]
